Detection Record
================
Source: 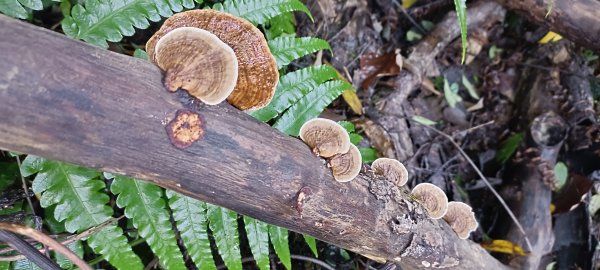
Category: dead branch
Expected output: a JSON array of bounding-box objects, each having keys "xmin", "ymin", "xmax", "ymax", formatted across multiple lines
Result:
[{"xmin": 0, "ymin": 14, "xmax": 510, "ymax": 269}]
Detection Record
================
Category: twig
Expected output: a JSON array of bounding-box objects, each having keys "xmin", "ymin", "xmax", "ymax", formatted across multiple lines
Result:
[
  {"xmin": 14, "ymin": 156, "xmax": 36, "ymax": 218},
  {"xmin": 0, "ymin": 230, "xmax": 60, "ymax": 270},
  {"xmin": 414, "ymin": 121, "xmax": 534, "ymax": 251},
  {"xmin": 216, "ymin": 254, "xmax": 336, "ymax": 270},
  {"xmin": 0, "ymin": 223, "xmax": 92, "ymax": 270},
  {"xmin": 0, "ymin": 216, "xmax": 122, "ymax": 260}
]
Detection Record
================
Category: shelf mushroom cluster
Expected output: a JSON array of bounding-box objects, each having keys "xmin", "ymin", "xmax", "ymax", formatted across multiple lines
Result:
[
  {"xmin": 146, "ymin": 9, "xmax": 279, "ymax": 111},
  {"xmin": 299, "ymin": 118, "xmax": 478, "ymax": 239}
]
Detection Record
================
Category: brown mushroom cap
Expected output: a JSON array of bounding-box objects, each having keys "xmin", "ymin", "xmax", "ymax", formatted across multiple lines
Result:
[
  {"xmin": 411, "ymin": 183, "xmax": 448, "ymax": 219},
  {"xmin": 299, "ymin": 118, "xmax": 351, "ymax": 158},
  {"xmin": 328, "ymin": 144, "xmax": 362, "ymax": 182},
  {"xmin": 443, "ymin": 202, "xmax": 478, "ymax": 239},
  {"xmin": 371, "ymin": 158, "xmax": 409, "ymax": 186},
  {"xmin": 153, "ymin": 27, "xmax": 238, "ymax": 105},
  {"xmin": 147, "ymin": 9, "xmax": 279, "ymax": 111}
]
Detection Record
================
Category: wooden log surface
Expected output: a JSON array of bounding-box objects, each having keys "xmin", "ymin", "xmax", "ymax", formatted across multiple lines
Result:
[
  {"xmin": 0, "ymin": 14, "xmax": 509, "ymax": 269},
  {"xmin": 494, "ymin": 0, "xmax": 600, "ymax": 51}
]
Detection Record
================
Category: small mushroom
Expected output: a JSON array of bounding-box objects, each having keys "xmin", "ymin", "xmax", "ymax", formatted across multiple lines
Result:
[
  {"xmin": 328, "ymin": 144, "xmax": 362, "ymax": 182},
  {"xmin": 411, "ymin": 183, "xmax": 448, "ymax": 219},
  {"xmin": 443, "ymin": 202, "xmax": 479, "ymax": 239},
  {"xmin": 147, "ymin": 9, "xmax": 279, "ymax": 111},
  {"xmin": 371, "ymin": 158, "xmax": 409, "ymax": 186},
  {"xmin": 154, "ymin": 27, "xmax": 238, "ymax": 105},
  {"xmin": 299, "ymin": 118, "xmax": 351, "ymax": 158}
]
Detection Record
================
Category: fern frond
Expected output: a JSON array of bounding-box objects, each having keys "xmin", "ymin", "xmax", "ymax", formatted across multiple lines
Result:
[
  {"xmin": 109, "ymin": 175, "xmax": 187, "ymax": 270},
  {"xmin": 61, "ymin": 0, "xmax": 195, "ymax": 48},
  {"xmin": 243, "ymin": 217, "xmax": 270, "ymax": 270},
  {"xmin": 265, "ymin": 12, "xmax": 296, "ymax": 40},
  {"xmin": 206, "ymin": 204, "xmax": 242, "ymax": 270},
  {"xmin": 0, "ymin": 0, "xmax": 42, "ymax": 19},
  {"xmin": 268, "ymin": 37, "xmax": 331, "ymax": 68},
  {"xmin": 268, "ymin": 225, "xmax": 291, "ymax": 270},
  {"xmin": 21, "ymin": 156, "xmax": 143, "ymax": 270},
  {"xmin": 213, "ymin": 0, "xmax": 311, "ymax": 25},
  {"xmin": 273, "ymin": 80, "xmax": 352, "ymax": 135},
  {"xmin": 250, "ymin": 65, "xmax": 338, "ymax": 122},
  {"xmin": 166, "ymin": 190, "xmax": 216, "ymax": 270},
  {"xmin": 12, "ymin": 258, "xmax": 41, "ymax": 270}
]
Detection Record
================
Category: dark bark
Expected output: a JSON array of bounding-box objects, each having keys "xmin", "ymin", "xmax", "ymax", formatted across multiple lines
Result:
[
  {"xmin": 0, "ymin": 14, "xmax": 510, "ymax": 269},
  {"xmin": 495, "ymin": 0, "xmax": 600, "ymax": 51}
]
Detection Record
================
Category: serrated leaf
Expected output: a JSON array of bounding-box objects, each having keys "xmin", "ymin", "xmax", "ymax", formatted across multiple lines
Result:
[
  {"xmin": 268, "ymin": 225, "xmax": 291, "ymax": 270},
  {"xmin": 496, "ymin": 133, "xmax": 524, "ymax": 164},
  {"xmin": 0, "ymin": 0, "xmax": 36, "ymax": 19},
  {"xmin": 251, "ymin": 65, "xmax": 338, "ymax": 122},
  {"xmin": 207, "ymin": 204, "xmax": 241, "ymax": 270},
  {"xmin": 273, "ymin": 80, "xmax": 352, "ymax": 135},
  {"xmin": 268, "ymin": 37, "xmax": 331, "ymax": 68},
  {"xmin": 302, "ymin": 235, "xmax": 318, "ymax": 257},
  {"xmin": 21, "ymin": 156, "xmax": 143, "ymax": 270},
  {"xmin": 55, "ymin": 241, "xmax": 83, "ymax": 269},
  {"xmin": 453, "ymin": 0, "xmax": 467, "ymax": 64},
  {"xmin": 243, "ymin": 217, "xmax": 270, "ymax": 270},
  {"xmin": 359, "ymin": 147, "xmax": 378, "ymax": 164},
  {"xmin": 166, "ymin": 190, "xmax": 216, "ymax": 270},
  {"xmin": 110, "ymin": 176, "xmax": 186, "ymax": 270},
  {"xmin": 213, "ymin": 0, "xmax": 311, "ymax": 25}
]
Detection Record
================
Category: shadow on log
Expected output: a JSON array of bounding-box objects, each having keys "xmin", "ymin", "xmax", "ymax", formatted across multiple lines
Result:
[{"xmin": 0, "ymin": 10, "xmax": 508, "ymax": 270}]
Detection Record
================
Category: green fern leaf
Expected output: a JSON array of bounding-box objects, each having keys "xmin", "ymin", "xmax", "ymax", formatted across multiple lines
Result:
[
  {"xmin": 265, "ymin": 12, "xmax": 296, "ymax": 40},
  {"xmin": 21, "ymin": 156, "xmax": 143, "ymax": 270},
  {"xmin": 55, "ymin": 241, "xmax": 84, "ymax": 269},
  {"xmin": 243, "ymin": 217, "xmax": 270, "ymax": 270},
  {"xmin": 453, "ymin": 0, "xmax": 467, "ymax": 64},
  {"xmin": 250, "ymin": 65, "xmax": 338, "ymax": 122},
  {"xmin": 0, "ymin": 0, "xmax": 42, "ymax": 19},
  {"xmin": 206, "ymin": 204, "xmax": 242, "ymax": 270},
  {"xmin": 12, "ymin": 258, "xmax": 41, "ymax": 270},
  {"xmin": 273, "ymin": 80, "xmax": 352, "ymax": 135},
  {"xmin": 166, "ymin": 190, "xmax": 216, "ymax": 270},
  {"xmin": 268, "ymin": 225, "xmax": 291, "ymax": 270},
  {"xmin": 302, "ymin": 235, "xmax": 318, "ymax": 257},
  {"xmin": 213, "ymin": 0, "xmax": 311, "ymax": 25},
  {"xmin": 268, "ymin": 37, "xmax": 331, "ymax": 68},
  {"xmin": 110, "ymin": 176, "xmax": 186, "ymax": 270},
  {"xmin": 61, "ymin": 0, "xmax": 196, "ymax": 48}
]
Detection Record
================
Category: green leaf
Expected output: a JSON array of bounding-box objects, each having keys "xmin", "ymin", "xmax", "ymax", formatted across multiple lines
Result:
[
  {"xmin": 273, "ymin": 80, "xmax": 352, "ymax": 135},
  {"xmin": 268, "ymin": 225, "xmax": 291, "ymax": 270},
  {"xmin": 133, "ymin": 48, "xmax": 148, "ymax": 60},
  {"xmin": 0, "ymin": 262, "xmax": 8, "ymax": 270},
  {"xmin": 453, "ymin": 0, "xmax": 467, "ymax": 64},
  {"xmin": 55, "ymin": 241, "xmax": 84, "ymax": 269},
  {"xmin": 251, "ymin": 65, "xmax": 338, "ymax": 122},
  {"xmin": 62, "ymin": 0, "xmax": 198, "ymax": 48},
  {"xmin": 110, "ymin": 176, "xmax": 186, "ymax": 270},
  {"xmin": 243, "ymin": 217, "xmax": 270, "ymax": 270},
  {"xmin": 166, "ymin": 190, "xmax": 216, "ymax": 270},
  {"xmin": 207, "ymin": 204, "xmax": 242, "ymax": 270},
  {"xmin": 302, "ymin": 234, "xmax": 318, "ymax": 257},
  {"xmin": 359, "ymin": 147, "xmax": 378, "ymax": 164},
  {"xmin": 0, "ymin": 0, "xmax": 38, "ymax": 19},
  {"xmin": 412, "ymin": 115, "xmax": 437, "ymax": 126},
  {"xmin": 21, "ymin": 156, "xmax": 143, "ymax": 270},
  {"xmin": 251, "ymin": 65, "xmax": 338, "ymax": 121},
  {"xmin": 265, "ymin": 12, "xmax": 296, "ymax": 39},
  {"xmin": 213, "ymin": 0, "xmax": 311, "ymax": 25},
  {"xmin": 496, "ymin": 133, "xmax": 524, "ymax": 164},
  {"xmin": 337, "ymin": 121, "xmax": 355, "ymax": 133},
  {"xmin": 0, "ymin": 162, "xmax": 18, "ymax": 192},
  {"xmin": 12, "ymin": 258, "xmax": 41, "ymax": 270},
  {"xmin": 588, "ymin": 194, "xmax": 600, "ymax": 217},
  {"xmin": 350, "ymin": 133, "xmax": 363, "ymax": 145},
  {"xmin": 462, "ymin": 75, "xmax": 479, "ymax": 99},
  {"xmin": 553, "ymin": 162, "xmax": 568, "ymax": 190},
  {"xmin": 268, "ymin": 37, "xmax": 331, "ymax": 68},
  {"xmin": 443, "ymin": 78, "xmax": 462, "ymax": 107}
]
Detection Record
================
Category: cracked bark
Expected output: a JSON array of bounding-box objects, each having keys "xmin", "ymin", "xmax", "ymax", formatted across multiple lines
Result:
[{"xmin": 0, "ymin": 13, "xmax": 509, "ymax": 270}]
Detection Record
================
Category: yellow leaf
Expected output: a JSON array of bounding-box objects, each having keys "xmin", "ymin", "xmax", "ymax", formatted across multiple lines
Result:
[
  {"xmin": 538, "ymin": 31, "xmax": 563, "ymax": 44},
  {"xmin": 550, "ymin": 203, "xmax": 555, "ymax": 214},
  {"xmin": 402, "ymin": 0, "xmax": 418, "ymax": 9},
  {"xmin": 342, "ymin": 89, "xmax": 362, "ymax": 115},
  {"xmin": 481, "ymin": 240, "xmax": 528, "ymax": 256}
]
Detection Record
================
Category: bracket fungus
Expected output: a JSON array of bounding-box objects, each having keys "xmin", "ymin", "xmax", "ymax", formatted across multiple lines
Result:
[
  {"xmin": 443, "ymin": 202, "xmax": 479, "ymax": 239},
  {"xmin": 299, "ymin": 118, "xmax": 351, "ymax": 158},
  {"xmin": 328, "ymin": 144, "xmax": 362, "ymax": 182},
  {"xmin": 147, "ymin": 9, "xmax": 279, "ymax": 111},
  {"xmin": 371, "ymin": 158, "xmax": 409, "ymax": 187},
  {"xmin": 411, "ymin": 183, "xmax": 448, "ymax": 219}
]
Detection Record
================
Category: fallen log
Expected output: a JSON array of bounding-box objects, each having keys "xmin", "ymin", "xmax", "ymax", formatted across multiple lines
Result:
[{"xmin": 0, "ymin": 14, "xmax": 509, "ymax": 269}]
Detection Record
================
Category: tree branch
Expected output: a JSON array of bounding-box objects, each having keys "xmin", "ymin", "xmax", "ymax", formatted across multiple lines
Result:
[{"xmin": 0, "ymin": 14, "xmax": 508, "ymax": 269}]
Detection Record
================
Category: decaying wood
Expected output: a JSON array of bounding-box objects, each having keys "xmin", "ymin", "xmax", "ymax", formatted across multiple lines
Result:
[
  {"xmin": 495, "ymin": 0, "xmax": 600, "ymax": 51},
  {"xmin": 0, "ymin": 15, "xmax": 511, "ymax": 269}
]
